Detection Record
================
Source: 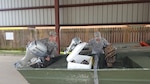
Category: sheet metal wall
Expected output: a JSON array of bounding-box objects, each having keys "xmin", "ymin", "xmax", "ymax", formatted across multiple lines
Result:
[
  {"xmin": 61, "ymin": 3, "xmax": 150, "ymax": 24},
  {"xmin": 0, "ymin": 0, "xmax": 54, "ymax": 8},
  {"xmin": 0, "ymin": 9, "xmax": 55, "ymax": 26},
  {"xmin": 0, "ymin": 0, "xmax": 55, "ymax": 26},
  {"xmin": 0, "ymin": 0, "xmax": 150, "ymax": 26}
]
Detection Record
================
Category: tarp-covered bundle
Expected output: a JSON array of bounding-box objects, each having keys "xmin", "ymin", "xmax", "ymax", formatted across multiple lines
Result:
[{"xmin": 104, "ymin": 44, "xmax": 116, "ymax": 67}]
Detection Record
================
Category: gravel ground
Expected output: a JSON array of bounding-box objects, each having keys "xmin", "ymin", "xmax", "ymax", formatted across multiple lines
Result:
[{"xmin": 0, "ymin": 55, "xmax": 29, "ymax": 84}]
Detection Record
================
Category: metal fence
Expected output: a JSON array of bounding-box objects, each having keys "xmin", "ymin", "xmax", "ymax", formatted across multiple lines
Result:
[{"xmin": 0, "ymin": 27, "xmax": 150, "ymax": 50}]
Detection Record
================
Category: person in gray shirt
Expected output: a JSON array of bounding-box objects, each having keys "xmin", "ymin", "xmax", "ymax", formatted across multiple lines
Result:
[
  {"xmin": 39, "ymin": 31, "xmax": 58, "ymax": 58},
  {"xmin": 31, "ymin": 31, "xmax": 59, "ymax": 68},
  {"xmin": 88, "ymin": 32, "xmax": 110, "ymax": 69}
]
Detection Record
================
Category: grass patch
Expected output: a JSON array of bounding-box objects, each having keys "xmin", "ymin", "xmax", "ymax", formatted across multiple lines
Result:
[
  {"xmin": 0, "ymin": 50, "xmax": 26, "ymax": 55},
  {"xmin": 0, "ymin": 50, "xmax": 68, "ymax": 56}
]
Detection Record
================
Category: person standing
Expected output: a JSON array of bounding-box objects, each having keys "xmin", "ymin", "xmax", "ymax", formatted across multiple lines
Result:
[{"xmin": 88, "ymin": 32, "xmax": 110, "ymax": 69}]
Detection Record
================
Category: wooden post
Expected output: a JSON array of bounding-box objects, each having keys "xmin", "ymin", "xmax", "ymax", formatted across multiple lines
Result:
[{"xmin": 54, "ymin": 0, "xmax": 60, "ymax": 53}]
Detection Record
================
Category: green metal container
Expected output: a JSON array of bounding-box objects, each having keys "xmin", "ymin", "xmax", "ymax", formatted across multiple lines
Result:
[
  {"xmin": 17, "ymin": 46, "xmax": 150, "ymax": 84},
  {"xmin": 18, "ymin": 68, "xmax": 150, "ymax": 84}
]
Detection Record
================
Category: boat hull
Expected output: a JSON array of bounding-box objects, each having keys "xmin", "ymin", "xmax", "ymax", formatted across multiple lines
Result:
[
  {"xmin": 18, "ymin": 68, "xmax": 150, "ymax": 84},
  {"xmin": 17, "ymin": 46, "xmax": 150, "ymax": 84}
]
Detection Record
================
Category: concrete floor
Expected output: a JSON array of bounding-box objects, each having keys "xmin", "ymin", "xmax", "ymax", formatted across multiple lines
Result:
[{"xmin": 0, "ymin": 55, "xmax": 29, "ymax": 84}]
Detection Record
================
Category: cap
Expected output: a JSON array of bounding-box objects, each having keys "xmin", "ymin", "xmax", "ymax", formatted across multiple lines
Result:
[
  {"xmin": 49, "ymin": 31, "xmax": 56, "ymax": 36},
  {"xmin": 94, "ymin": 32, "xmax": 101, "ymax": 37}
]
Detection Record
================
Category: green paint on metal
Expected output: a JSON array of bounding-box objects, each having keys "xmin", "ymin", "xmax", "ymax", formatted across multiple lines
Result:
[{"xmin": 17, "ymin": 46, "xmax": 150, "ymax": 84}]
